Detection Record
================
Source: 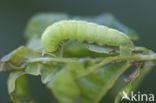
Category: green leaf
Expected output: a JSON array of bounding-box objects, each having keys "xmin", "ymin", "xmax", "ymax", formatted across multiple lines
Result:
[
  {"xmin": 67, "ymin": 62, "xmax": 87, "ymax": 78},
  {"xmin": 8, "ymin": 71, "xmax": 36, "ymax": 103},
  {"xmin": 87, "ymin": 44, "xmax": 119, "ymax": 55},
  {"xmin": 71, "ymin": 15, "xmax": 94, "ymax": 22},
  {"xmin": 22, "ymin": 57, "xmax": 82, "ymax": 103},
  {"xmin": 63, "ymin": 41, "xmax": 94, "ymax": 57},
  {"xmin": 76, "ymin": 62, "xmax": 131, "ymax": 103},
  {"xmin": 25, "ymin": 63, "xmax": 42, "ymax": 76},
  {"xmin": 40, "ymin": 64, "xmax": 59, "ymax": 84},
  {"xmin": 26, "ymin": 38, "xmax": 42, "ymax": 50},
  {"xmin": 25, "ymin": 60, "xmax": 81, "ymax": 103},
  {"xmin": 0, "ymin": 46, "xmax": 54, "ymax": 72},
  {"xmin": 63, "ymin": 41, "xmax": 109, "ymax": 57},
  {"xmin": 25, "ymin": 62, "xmax": 59, "ymax": 84},
  {"xmin": 134, "ymin": 46, "xmax": 150, "ymax": 54},
  {"xmin": 46, "ymin": 68, "xmax": 80, "ymax": 103}
]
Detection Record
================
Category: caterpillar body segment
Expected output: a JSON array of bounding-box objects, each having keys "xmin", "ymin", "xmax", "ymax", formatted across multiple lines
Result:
[{"xmin": 41, "ymin": 20, "xmax": 134, "ymax": 56}]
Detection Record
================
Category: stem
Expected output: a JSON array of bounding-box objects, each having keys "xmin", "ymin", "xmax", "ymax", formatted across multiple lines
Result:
[
  {"xmin": 78, "ymin": 54, "xmax": 156, "ymax": 78},
  {"xmin": 28, "ymin": 54, "xmax": 156, "ymax": 64},
  {"xmin": 114, "ymin": 54, "xmax": 156, "ymax": 61},
  {"xmin": 27, "ymin": 57, "xmax": 77, "ymax": 63}
]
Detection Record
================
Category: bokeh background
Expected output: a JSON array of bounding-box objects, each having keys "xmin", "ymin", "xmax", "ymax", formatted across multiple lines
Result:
[{"xmin": 0, "ymin": 0, "xmax": 156, "ymax": 103}]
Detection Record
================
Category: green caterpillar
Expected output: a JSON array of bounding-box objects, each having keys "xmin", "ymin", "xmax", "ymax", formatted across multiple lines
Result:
[{"xmin": 41, "ymin": 20, "xmax": 134, "ymax": 56}]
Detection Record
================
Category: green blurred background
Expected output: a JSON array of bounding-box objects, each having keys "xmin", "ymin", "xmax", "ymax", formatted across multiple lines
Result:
[{"xmin": 0, "ymin": 0, "xmax": 156, "ymax": 103}]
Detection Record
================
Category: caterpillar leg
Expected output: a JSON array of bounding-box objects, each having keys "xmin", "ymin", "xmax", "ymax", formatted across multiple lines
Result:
[
  {"xmin": 59, "ymin": 41, "xmax": 64, "ymax": 57},
  {"xmin": 120, "ymin": 46, "xmax": 132, "ymax": 56},
  {"xmin": 42, "ymin": 50, "xmax": 45, "ymax": 56}
]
